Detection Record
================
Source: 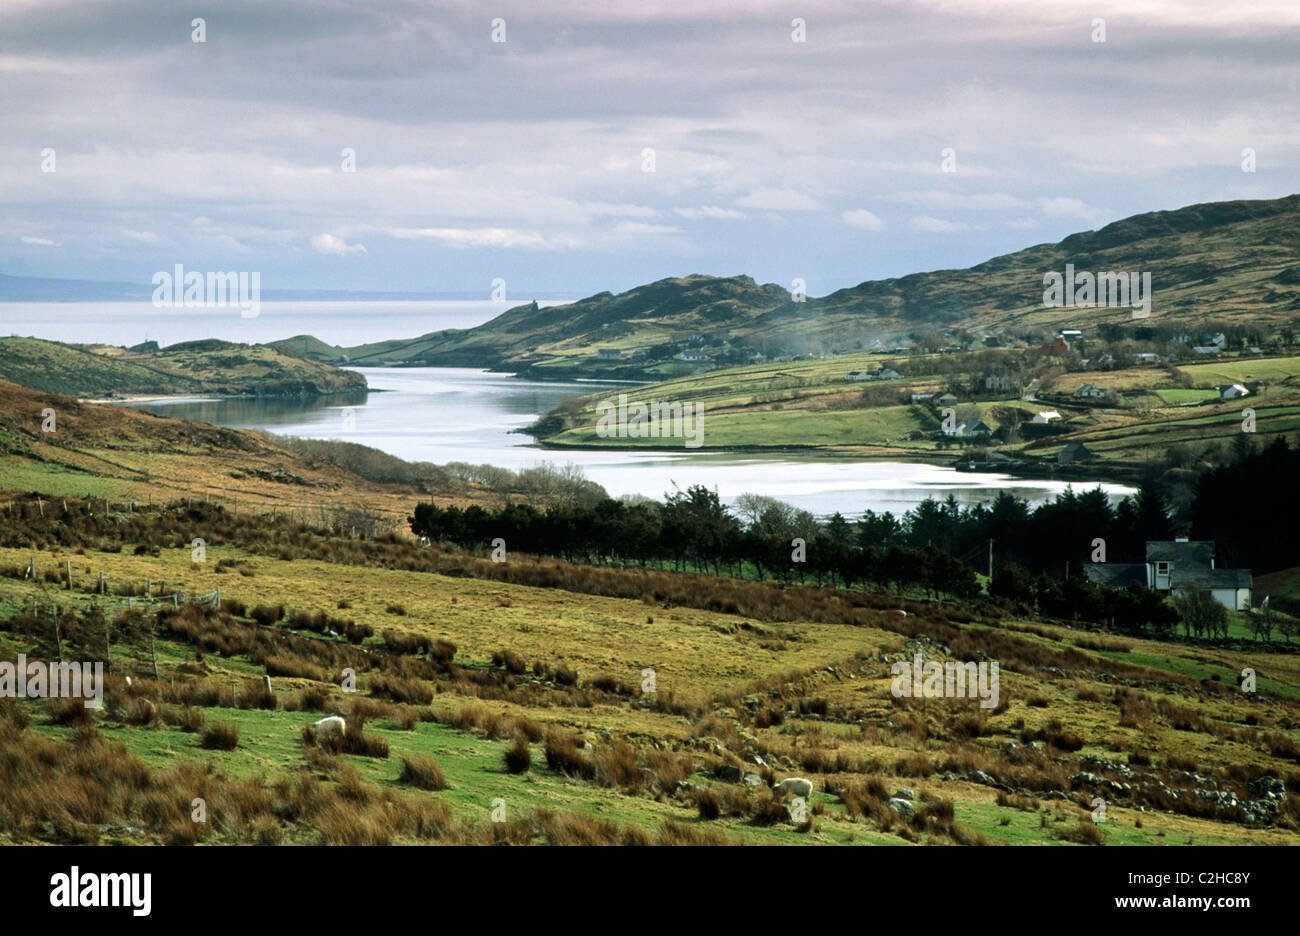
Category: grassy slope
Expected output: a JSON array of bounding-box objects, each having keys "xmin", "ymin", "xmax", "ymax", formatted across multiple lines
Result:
[
  {"xmin": 0, "ymin": 336, "xmax": 367, "ymax": 399},
  {"xmin": 2, "ymin": 512, "xmax": 1297, "ymax": 846},
  {"xmin": 290, "ymin": 194, "xmax": 1300, "ymax": 374},
  {"xmin": 530, "ymin": 348, "xmax": 1300, "ymax": 472},
  {"xmin": 0, "ymin": 379, "xmax": 470, "ymax": 517}
]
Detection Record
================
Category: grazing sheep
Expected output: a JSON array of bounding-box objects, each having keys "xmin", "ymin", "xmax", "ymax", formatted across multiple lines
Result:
[
  {"xmin": 313, "ymin": 715, "xmax": 346, "ymax": 734},
  {"xmin": 774, "ymin": 777, "xmax": 813, "ymax": 798}
]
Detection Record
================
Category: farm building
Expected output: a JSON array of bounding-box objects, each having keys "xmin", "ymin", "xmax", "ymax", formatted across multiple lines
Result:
[
  {"xmin": 1056, "ymin": 441, "xmax": 1095, "ymax": 465},
  {"xmin": 1083, "ymin": 539, "xmax": 1252, "ymax": 611}
]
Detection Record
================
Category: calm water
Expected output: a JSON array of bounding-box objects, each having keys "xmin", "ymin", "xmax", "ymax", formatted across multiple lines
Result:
[
  {"xmin": 5, "ymin": 301, "xmax": 1135, "ymax": 514},
  {"xmin": 128, "ymin": 367, "xmax": 1136, "ymax": 516}
]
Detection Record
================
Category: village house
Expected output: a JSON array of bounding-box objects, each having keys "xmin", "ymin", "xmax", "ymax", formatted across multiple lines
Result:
[
  {"xmin": 1031, "ymin": 410, "xmax": 1061, "ymax": 424},
  {"xmin": 597, "ymin": 348, "xmax": 622, "ymax": 359},
  {"xmin": 1132, "ymin": 352, "xmax": 1159, "ymax": 365},
  {"xmin": 877, "ymin": 368, "xmax": 903, "ymax": 380},
  {"xmin": 1219, "ymin": 383, "xmax": 1250, "ymax": 400},
  {"xmin": 844, "ymin": 371, "xmax": 869, "ymax": 382},
  {"xmin": 1083, "ymin": 539, "xmax": 1252, "ymax": 611},
  {"xmin": 678, "ymin": 350, "xmax": 709, "ymax": 362},
  {"xmin": 1073, "ymin": 383, "xmax": 1108, "ymax": 399},
  {"xmin": 955, "ymin": 419, "xmax": 992, "ymax": 438},
  {"xmin": 1056, "ymin": 441, "xmax": 1095, "ymax": 465},
  {"xmin": 910, "ymin": 392, "xmax": 934, "ymax": 403},
  {"xmin": 981, "ymin": 370, "xmax": 1017, "ymax": 394},
  {"xmin": 936, "ymin": 392, "xmax": 959, "ymax": 405}
]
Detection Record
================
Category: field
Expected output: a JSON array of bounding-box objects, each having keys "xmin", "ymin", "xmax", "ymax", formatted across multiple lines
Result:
[
  {"xmin": 531, "ymin": 348, "xmax": 1300, "ymax": 479},
  {"xmin": 0, "ymin": 493, "xmax": 1297, "ymax": 846}
]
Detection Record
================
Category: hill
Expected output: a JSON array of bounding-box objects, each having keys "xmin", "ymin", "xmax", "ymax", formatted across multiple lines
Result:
[
  {"xmin": 283, "ymin": 194, "xmax": 1300, "ymax": 379},
  {"xmin": 0, "ymin": 378, "xmax": 423, "ymax": 516},
  {"xmin": 0, "ymin": 337, "xmax": 367, "ymax": 399}
]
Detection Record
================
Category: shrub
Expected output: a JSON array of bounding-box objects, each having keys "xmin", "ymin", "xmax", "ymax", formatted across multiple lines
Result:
[
  {"xmin": 398, "ymin": 755, "xmax": 446, "ymax": 791},
  {"xmin": 249, "ymin": 604, "xmax": 284, "ymax": 626},
  {"xmin": 504, "ymin": 733, "xmax": 531, "ymax": 774},
  {"xmin": 543, "ymin": 731, "xmax": 594, "ymax": 779},
  {"xmin": 491, "ymin": 649, "xmax": 528, "ymax": 675},
  {"xmin": 201, "ymin": 722, "xmax": 240, "ymax": 750}
]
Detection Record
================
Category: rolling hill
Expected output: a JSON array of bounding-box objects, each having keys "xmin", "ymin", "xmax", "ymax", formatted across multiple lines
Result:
[
  {"xmin": 0, "ymin": 337, "xmax": 367, "ymax": 399},
  {"xmin": 281, "ymin": 194, "xmax": 1300, "ymax": 378}
]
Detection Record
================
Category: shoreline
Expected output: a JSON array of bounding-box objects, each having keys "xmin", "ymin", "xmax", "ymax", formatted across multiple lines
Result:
[{"xmin": 529, "ymin": 439, "xmax": 1143, "ymax": 488}]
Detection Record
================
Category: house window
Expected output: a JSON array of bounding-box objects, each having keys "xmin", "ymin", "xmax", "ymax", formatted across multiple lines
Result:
[{"xmin": 1155, "ymin": 561, "xmax": 1169, "ymax": 576}]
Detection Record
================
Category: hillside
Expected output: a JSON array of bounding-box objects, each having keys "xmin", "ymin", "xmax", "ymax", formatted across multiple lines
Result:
[
  {"xmin": 283, "ymin": 194, "xmax": 1300, "ymax": 379},
  {"xmin": 526, "ymin": 344, "xmax": 1300, "ymax": 488},
  {"xmin": 0, "ymin": 337, "xmax": 367, "ymax": 399},
  {"xmin": 1, "ymin": 490, "xmax": 1298, "ymax": 847},
  {"xmin": 0, "ymin": 378, "xmax": 435, "ymax": 517}
]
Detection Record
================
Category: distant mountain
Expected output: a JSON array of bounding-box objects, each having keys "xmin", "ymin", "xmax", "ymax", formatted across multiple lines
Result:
[
  {"xmin": 0, "ymin": 336, "xmax": 366, "ymax": 399},
  {"xmin": 279, "ymin": 194, "xmax": 1300, "ymax": 378},
  {"xmin": 0, "ymin": 272, "xmax": 504, "ymax": 303}
]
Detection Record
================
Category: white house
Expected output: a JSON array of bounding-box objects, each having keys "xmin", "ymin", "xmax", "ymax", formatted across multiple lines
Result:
[
  {"xmin": 1031, "ymin": 410, "xmax": 1061, "ymax": 424},
  {"xmin": 1083, "ymin": 539, "xmax": 1252, "ymax": 611},
  {"xmin": 1219, "ymin": 383, "xmax": 1250, "ymax": 400}
]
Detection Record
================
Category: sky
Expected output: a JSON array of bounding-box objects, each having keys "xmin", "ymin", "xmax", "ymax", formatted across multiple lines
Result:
[{"xmin": 2, "ymin": 0, "xmax": 1299, "ymax": 302}]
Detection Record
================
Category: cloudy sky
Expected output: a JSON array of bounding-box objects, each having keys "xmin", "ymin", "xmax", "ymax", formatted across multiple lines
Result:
[{"xmin": 2, "ymin": 0, "xmax": 1299, "ymax": 300}]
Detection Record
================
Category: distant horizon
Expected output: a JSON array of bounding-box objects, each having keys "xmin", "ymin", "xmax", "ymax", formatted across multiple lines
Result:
[
  {"xmin": 6, "ymin": 1, "xmax": 1298, "ymax": 298},
  {"xmin": 7, "ymin": 187, "xmax": 1299, "ymax": 307}
]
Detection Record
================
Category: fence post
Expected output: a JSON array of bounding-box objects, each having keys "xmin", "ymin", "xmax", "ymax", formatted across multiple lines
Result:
[{"xmin": 66, "ymin": 560, "xmax": 72, "ymax": 590}]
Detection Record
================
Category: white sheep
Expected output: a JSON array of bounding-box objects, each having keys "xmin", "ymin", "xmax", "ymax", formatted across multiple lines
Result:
[
  {"xmin": 774, "ymin": 777, "xmax": 813, "ymax": 798},
  {"xmin": 313, "ymin": 715, "xmax": 346, "ymax": 734}
]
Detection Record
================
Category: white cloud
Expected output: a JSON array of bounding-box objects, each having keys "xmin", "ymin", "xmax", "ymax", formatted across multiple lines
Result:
[
  {"xmin": 614, "ymin": 221, "xmax": 680, "ymax": 234},
  {"xmin": 885, "ymin": 191, "xmax": 1031, "ymax": 211},
  {"xmin": 908, "ymin": 216, "xmax": 974, "ymax": 233},
  {"xmin": 734, "ymin": 188, "xmax": 822, "ymax": 211},
  {"xmin": 310, "ymin": 233, "xmax": 367, "ymax": 255},
  {"xmin": 842, "ymin": 209, "xmax": 885, "ymax": 231},
  {"xmin": 20, "ymin": 235, "xmax": 60, "ymax": 246},
  {"xmin": 389, "ymin": 227, "xmax": 571, "ymax": 249},
  {"xmin": 1038, "ymin": 196, "xmax": 1107, "ymax": 222},
  {"xmin": 1007, "ymin": 217, "xmax": 1040, "ymax": 229},
  {"xmin": 674, "ymin": 205, "xmax": 747, "ymax": 220}
]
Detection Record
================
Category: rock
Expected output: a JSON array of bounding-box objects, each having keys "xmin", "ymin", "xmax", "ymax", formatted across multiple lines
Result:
[
  {"xmin": 894, "ymin": 787, "xmax": 916, "ymax": 801},
  {"xmin": 743, "ymin": 773, "xmax": 764, "ymax": 787},
  {"xmin": 967, "ymin": 769, "xmax": 996, "ymax": 786},
  {"xmin": 1249, "ymin": 776, "xmax": 1286, "ymax": 799},
  {"xmin": 716, "ymin": 765, "xmax": 743, "ymax": 783},
  {"xmin": 887, "ymin": 797, "xmax": 915, "ymax": 818}
]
